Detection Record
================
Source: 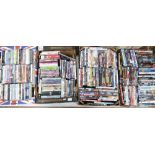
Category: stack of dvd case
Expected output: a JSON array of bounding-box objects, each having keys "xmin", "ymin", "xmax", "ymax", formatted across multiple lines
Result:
[
  {"xmin": 136, "ymin": 50, "xmax": 155, "ymax": 106},
  {"xmin": 79, "ymin": 47, "xmax": 119, "ymax": 105},
  {"xmin": 0, "ymin": 46, "xmax": 37, "ymax": 105},
  {"xmin": 119, "ymin": 49, "xmax": 138, "ymax": 106},
  {"xmin": 38, "ymin": 49, "xmax": 77, "ymax": 102}
]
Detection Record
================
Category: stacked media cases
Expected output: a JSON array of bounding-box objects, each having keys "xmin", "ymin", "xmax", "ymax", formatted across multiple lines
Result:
[
  {"xmin": 0, "ymin": 46, "xmax": 155, "ymax": 107},
  {"xmin": 79, "ymin": 47, "xmax": 119, "ymax": 105},
  {"xmin": 38, "ymin": 50, "xmax": 77, "ymax": 102},
  {"xmin": 136, "ymin": 50, "xmax": 155, "ymax": 106},
  {"xmin": 119, "ymin": 49, "xmax": 138, "ymax": 106},
  {"xmin": 0, "ymin": 46, "xmax": 37, "ymax": 103},
  {"xmin": 119, "ymin": 49, "xmax": 155, "ymax": 107}
]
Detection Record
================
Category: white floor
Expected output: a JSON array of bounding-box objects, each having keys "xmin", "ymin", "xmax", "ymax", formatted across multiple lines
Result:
[{"xmin": 0, "ymin": 102, "xmax": 121, "ymax": 108}]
